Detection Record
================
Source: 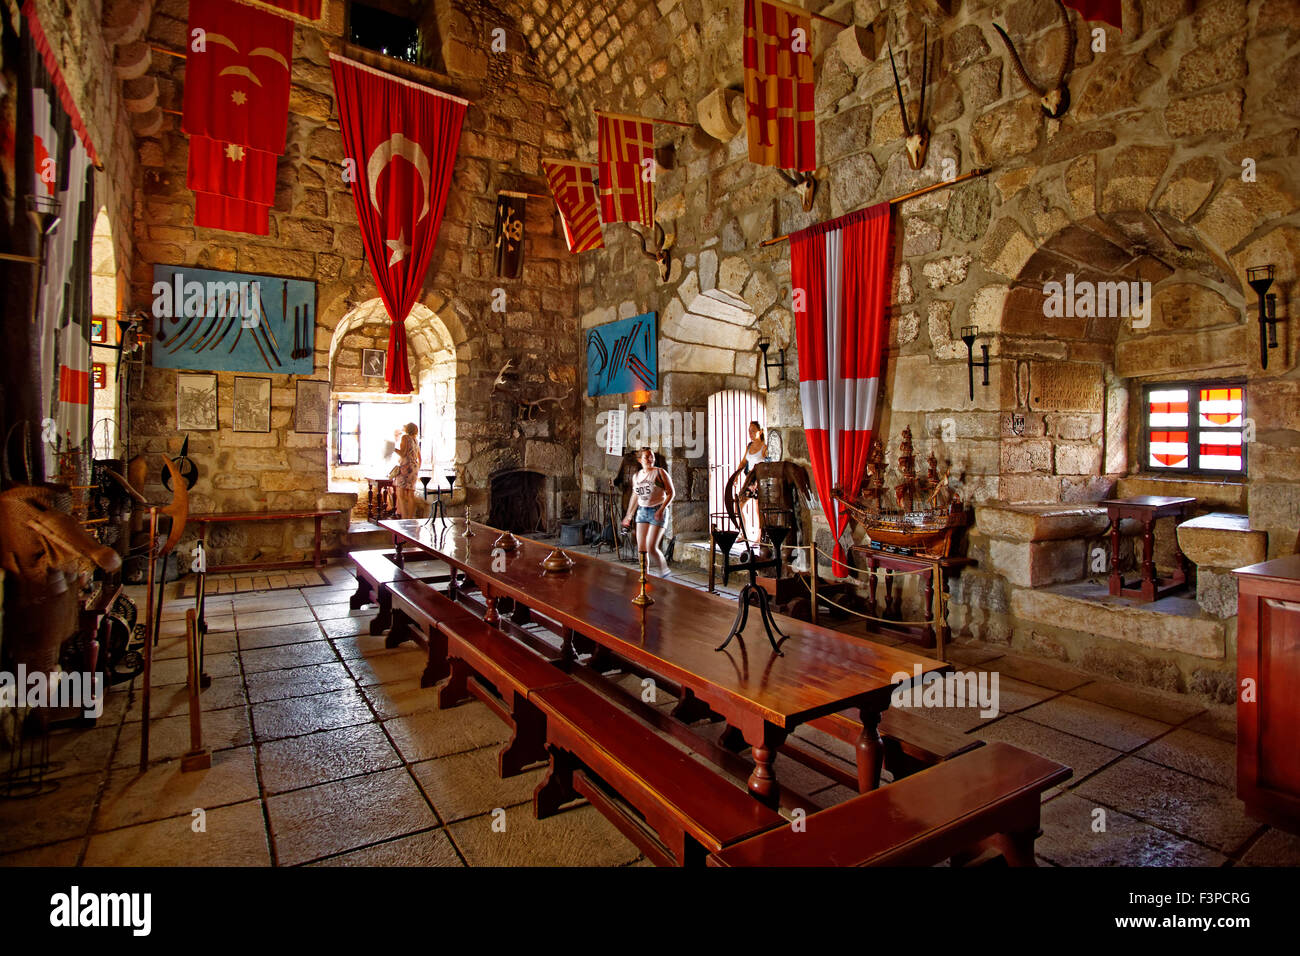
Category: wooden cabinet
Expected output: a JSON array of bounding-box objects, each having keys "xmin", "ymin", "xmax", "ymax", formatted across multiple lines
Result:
[{"xmin": 1234, "ymin": 555, "xmax": 1300, "ymax": 834}]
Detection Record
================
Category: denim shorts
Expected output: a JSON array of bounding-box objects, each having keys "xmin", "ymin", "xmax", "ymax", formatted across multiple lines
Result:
[{"xmin": 635, "ymin": 505, "xmax": 665, "ymax": 528}]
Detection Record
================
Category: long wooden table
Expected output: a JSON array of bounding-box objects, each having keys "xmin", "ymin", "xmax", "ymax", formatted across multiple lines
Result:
[{"xmin": 381, "ymin": 518, "xmax": 949, "ymax": 806}]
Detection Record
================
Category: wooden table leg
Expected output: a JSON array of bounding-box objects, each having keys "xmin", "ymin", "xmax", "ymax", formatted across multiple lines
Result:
[
  {"xmin": 1140, "ymin": 516, "xmax": 1157, "ymax": 602},
  {"xmin": 923, "ymin": 565, "xmax": 935, "ymax": 648},
  {"xmin": 856, "ymin": 707, "xmax": 885, "ymax": 792},
  {"xmin": 744, "ymin": 722, "xmax": 788, "ymax": 808},
  {"xmin": 484, "ymin": 589, "xmax": 500, "ymax": 626},
  {"xmin": 1107, "ymin": 512, "xmax": 1122, "ymax": 595},
  {"xmin": 867, "ymin": 557, "xmax": 878, "ymax": 617}
]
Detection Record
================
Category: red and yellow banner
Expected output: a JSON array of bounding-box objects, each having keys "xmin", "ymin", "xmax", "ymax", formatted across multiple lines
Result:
[
  {"xmin": 543, "ymin": 159, "xmax": 605, "ymax": 253},
  {"xmin": 597, "ymin": 112, "xmax": 655, "ymax": 227},
  {"xmin": 743, "ymin": 0, "xmax": 816, "ymax": 171}
]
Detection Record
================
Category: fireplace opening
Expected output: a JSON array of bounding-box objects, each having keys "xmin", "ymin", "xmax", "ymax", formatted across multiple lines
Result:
[{"xmin": 489, "ymin": 469, "xmax": 548, "ymax": 533}]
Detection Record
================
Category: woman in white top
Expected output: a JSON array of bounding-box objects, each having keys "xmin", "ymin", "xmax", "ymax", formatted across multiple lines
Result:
[
  {"xmin": 621, "ymin": 447, "xmax": 675, "ymax": 576},
  {"xmin": 744, "ymin": 420, "xmax": 767, "ymax": 471}
]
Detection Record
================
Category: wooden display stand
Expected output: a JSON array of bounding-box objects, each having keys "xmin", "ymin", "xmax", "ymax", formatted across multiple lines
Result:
[
  {"xmin": 1102, "ymin": 495, "xmax": 1196, "ymax": 602},
  {"xmin": 1234, "ymin": 554, "xmax": 1300, "ymax": 834}
]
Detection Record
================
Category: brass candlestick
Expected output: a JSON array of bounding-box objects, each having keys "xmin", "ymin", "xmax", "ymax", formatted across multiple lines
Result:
[
  {"xmin": 631, "ymin": 550, "xmax": 654, "ymax": 606},
  {"xmin": 463, "ymin": 509, "xmax": 475, "ymax": 536}
]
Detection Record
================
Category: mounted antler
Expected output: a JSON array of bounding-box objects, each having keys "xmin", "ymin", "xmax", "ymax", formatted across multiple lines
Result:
[
  {"xmin": 492, "ymin": 360, "xmax": 516, "ymax": 391},
  {"xmin": 889, "ymin": 27, "xmax": 930, "ymax": 170},
  {"xmin": 993, "ymin": 0, "xmax": 1076, "ymax": 119},
  {"xmin": 636, "ymin": 221, "xmax": 673, "ymax": 283},
  {"xmin": 777, "ymin": 169, "xmax": 818, "ymax": 212}
]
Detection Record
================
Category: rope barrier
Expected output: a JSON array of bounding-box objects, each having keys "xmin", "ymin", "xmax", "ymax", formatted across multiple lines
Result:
[
  {"xmin": 781, "ymin": 541, "xmax": 937, "ymax": 576},
  {"xmin": 793, "ymin": 571, "xmax": 940, "ymax": 627}
]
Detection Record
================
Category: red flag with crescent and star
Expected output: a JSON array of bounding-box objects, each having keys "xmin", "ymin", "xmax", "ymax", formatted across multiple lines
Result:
[
  {"xmin": 329, "ymin": 54, "xmax": 467, "ymax": 394},
  {"xmin": 183, "ymin": 0, "xmax": 294, "ymax": 234}
]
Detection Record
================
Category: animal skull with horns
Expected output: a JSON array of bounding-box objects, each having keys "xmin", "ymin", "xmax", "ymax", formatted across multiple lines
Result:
[
  {"xmin": 993, "ymin": 0, "xmax": 1076, "ymax": 119},
  {"xmin": 636, "ymin": 221, "xmax": 673, "ymax": 283},
  {"xmin": 888, "ymin": 27, "xmax": 931, "ymax": 171}
]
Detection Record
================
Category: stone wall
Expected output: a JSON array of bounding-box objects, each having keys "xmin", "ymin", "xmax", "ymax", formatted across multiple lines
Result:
[
  {"xmin": 497, "ymin": 0, "xmax": 1298, "ymax": 698},
  {"xmin": 124, "ymin": 0, "xmax": 583, "ymax": 564}
]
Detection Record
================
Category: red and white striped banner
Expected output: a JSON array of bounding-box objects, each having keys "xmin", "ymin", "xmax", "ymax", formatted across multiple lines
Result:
[{"xmin": 791, "ymin": 202, "xmax": 893, "ymax": 576}]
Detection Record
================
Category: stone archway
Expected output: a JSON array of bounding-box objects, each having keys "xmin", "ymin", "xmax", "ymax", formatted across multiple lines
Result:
[{"xmin": 326, "ymin": 298, "xmax": 459, "ymax": 502}]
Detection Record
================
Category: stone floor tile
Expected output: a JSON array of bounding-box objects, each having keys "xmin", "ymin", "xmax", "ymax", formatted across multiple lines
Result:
[
  {"xmin": 382, "ymin": 701, "xmax": 509, "ymax": 763},
  {"xmin": 0, "ymin": 837, "xmax": 83, "ymax": 866},
  {"xmin": 84, "ymin": 799, "xmax": 270, "ymax": 866},
  {"xmin": 43, "ymin": 725, "xmax": 118, "ymax": 780},
  {"xmin": 320, "ymin": 616, "xmax": 377, "ymax": 639},
  {"xmin": 0, "ymin": 770, "xmax": 101, "ymax": 854},
  {"xmin": 229, "ymin": 591, "xmax": 309, "ymax": 613},
  {"xmin": 149, "ymin": 651, "xmax": 242, "ymax": 687},
  {"xmin": 236, "ymin": 621, "xmax": 325, "ymax": 650},
  {"xmin": 975, "ymin": 715, "xmax": 1123, "ymax": 782},
  {"xmin": 244, "ymin": 662, "xmax": 354, "ymax": 704},
  {"xmin": 1240, "ymin": 827, "xmax": 1300, "ymax": 866},
  {"xmin": 1134, "ymin": 728, "xmax": 1235, "ymax": 789},
  {"xmin": 302, "ymin": 587, "xmax": 360, "ymax": 607},
  {"xmin": 114, "ymin": 706, "xmax": 252, "ymax": 768},
  {"xmin": 345, "ymin": 649, "xmax": 426, "ymax": 687},
  {"xmin": 240, "ymin": 640, "xmax": 340, "ymax": 675},
  {"xmin": 125, "ymin": 675, "xmax": 248, "ymax": 722},
  {"xmin": 235, "ymin": 607, "xmax": 319, "ymax": 630},
  {"xmin": 330, "ymin": 633, "xmax": 413, "ymax": 661},
  {"xmin": 266, "ymin": 767, "xmax": 437, "ymax": 866},
  {"xmin": 975, "ymin": 654, "xmax": 1091, "ymax": 692},
  {"xmin": 258, "ymin": 723, "xmax": 401, "ymax": 795},
  {"xmin": 361, "ymin": 677, "xmax": 441, "ymax": 720},
  {"xmin": 155, "ymin": 631, "xmax": 238, "ymax": 661},
  {"xmin": 1070, "ymin": 680, "xmax": 1208, "ymax": 726},
  {"xmin": 1181, "ymin": 707, "xmax": 1237, "ymax": 744},
  {"xmin": 1075, "ymin": 757, "xmax": 1263, "ymax": 854},
  {"xmin": 307, "ymin": 828, "xmax": 464, "ymax": 867},
  {"xmin": 945, "ymin": 644, "xmax": 1007, "ymax": 667},
  {"xmin": 1018, "ymin": 696, "xmax": 1171, "ymax": 752},
  {"xmin": 1036, "ymin": 793, "xmax": 1226, "ymax": 866},
  {"xmin": 312, "ymin": 602, "xmax": 373, "ymax": 621},
  {"xmin": 446, "ymin": 802, "xmax": 642, "ymax": 867},
  {"xmin": 412, "ymin": 746, "xmax": 545, "ymax": 823},
  {"xmin": 252, "ymin": 687, "xmax": 376, "ymax": 741},
  {"xmin": 94, "ymin": 746, "xmax": 260, "ymax": 832}
]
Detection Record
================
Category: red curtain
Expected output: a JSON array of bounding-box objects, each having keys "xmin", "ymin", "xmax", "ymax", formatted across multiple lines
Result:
[
  {"xmin": 330, "ymin": 55, "xmax": 466, "ymax": 394},
  {"xmin": 791, "ymin": 202, "xmax": 892, "ymax": 576}
]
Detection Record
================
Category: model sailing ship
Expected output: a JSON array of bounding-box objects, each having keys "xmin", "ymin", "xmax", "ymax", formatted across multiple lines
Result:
[{"xmin": 832, "ymin": 426, "xmax": 968, "ymax": 558}]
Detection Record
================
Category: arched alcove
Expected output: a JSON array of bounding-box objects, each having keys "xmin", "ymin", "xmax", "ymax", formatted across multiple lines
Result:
[{"xmin": 325, "ymin": 299, "xmax": 458, "ymax": 505}]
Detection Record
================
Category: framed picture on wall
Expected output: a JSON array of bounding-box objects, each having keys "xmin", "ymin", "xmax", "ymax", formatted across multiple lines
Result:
[
  {"xmin": 90, "ymin": 318, "xmax": 108, "ymax": 344},
  {"xmin": 295, "ymin": 379, "xmax": 330, "ymax": 434},
  {"xmin": 177, "ymin": 373, "xmax": 218, "ymax": 431},
  {"xmin": 92, "ymin": 363, "xmax": 107, "ymax": 390},
  {"xmin": 362, "ymin": 349, "xmax": 386, "ymax": 379},
  {"xmin": 233, "ymin": 376, "xmax": 271, "ymax": 433}
]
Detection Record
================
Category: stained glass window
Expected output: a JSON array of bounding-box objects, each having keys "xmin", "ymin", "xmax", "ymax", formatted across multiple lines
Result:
[{"xmin": 1144, "ymin": 382, "xmax": 1245, "ymax": 475}]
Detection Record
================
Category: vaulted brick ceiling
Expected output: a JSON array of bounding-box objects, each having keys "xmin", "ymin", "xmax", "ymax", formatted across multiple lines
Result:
[{"xmin": 497, "ymin": 0, "xmax": 726, "ymax": 160}]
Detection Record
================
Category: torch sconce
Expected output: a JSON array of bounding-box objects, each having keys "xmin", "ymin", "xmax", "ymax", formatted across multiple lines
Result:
[
  {"xmin": 756, "ymin": 336, "xmax": 786, "ymax": 390},
  {"xmin": 960, "ymin": 325, "xmax": 990, "ymax": 401},
  {"xmin": 1247, "ymin": 265, "xmax": 1281, "ymax": 369}
]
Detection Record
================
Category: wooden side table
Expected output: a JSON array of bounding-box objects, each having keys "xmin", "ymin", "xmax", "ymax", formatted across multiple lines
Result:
[
  {"xmin": 1101, "ymin": 495, "xmax": 1196, "ymax": 602},
  {"xmin": 849, "ymin": 545, "xmax": 975, "ymax": 659},
  {"xmin": 366, "ymin": 478, "xmax": 397, "ymax": 523}
]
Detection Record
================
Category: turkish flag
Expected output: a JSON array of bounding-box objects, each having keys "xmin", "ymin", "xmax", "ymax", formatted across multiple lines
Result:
[
  {"xmin": 330, "ymin": 54, "xmax": 466, "ymax": 394},
  {"xmin": 195, "ymin": 193, "xmax": 271, "ymax": 235},
  {"xmin": 183, "ymin": 0, "xmax": 293, "ymax": 155}
]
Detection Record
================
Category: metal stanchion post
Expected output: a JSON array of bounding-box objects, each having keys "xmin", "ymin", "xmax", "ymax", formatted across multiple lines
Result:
[{"xmin": 810, "ymin": 541, "xmax": 819, "ymax": 626}]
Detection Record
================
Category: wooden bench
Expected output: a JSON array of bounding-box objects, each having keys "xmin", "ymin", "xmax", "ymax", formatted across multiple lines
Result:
[
  {"xmin": 531, "ymin": 681, "xmax": 787, "ymax": 867},
  {"xmin": 787, "ymin": 709, "xmax": 986, "ymax": 791},
  {"xmin": 387, "ymin": 579, "xmax": 487, "ymax": 688},
  {"xmin": 348, "ymin": 550, "xmax": 447, "ymax": 638},
  {"xmin": 436, "ymin": 610, "xmax": 571, "ymax": 777},
  {"xmin": 191, "ymin": 509, "xmax": 345, "ymax": 573},
  {"xmin": 708, "ymin": 741, "xmax": 1070, "ymax": 867}
]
